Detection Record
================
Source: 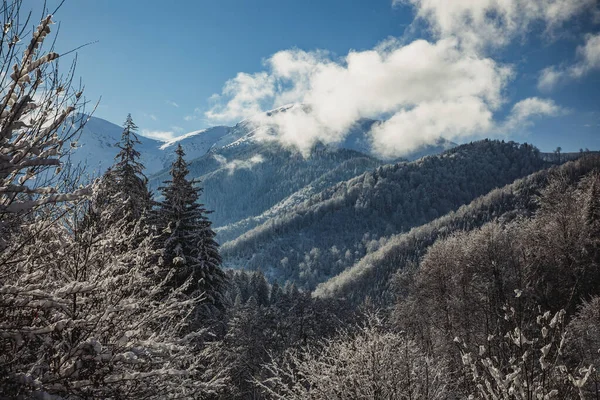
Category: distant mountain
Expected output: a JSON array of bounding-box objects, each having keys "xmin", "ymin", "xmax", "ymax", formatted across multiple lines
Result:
[
  {"xmin": 67, "ymin": 113, "xmax": 386, "ymax": 237},
  {"xmin": 70, "ymin": 109, "xmax": 456, "ymax": 237},
  {"xmin": 149, "ymin": 138, "xmax": 384, "ymax": 229},
  {"xmin": 220, "ymin": 140, "xmax": 551, "ymax": 289},
  {"xmin": 68, "ymin": 106, "xmax": 456, "ymax": 178},
  {"xmin": 66, "ymin": 116, "xmax": 240, "ymax": 176}
]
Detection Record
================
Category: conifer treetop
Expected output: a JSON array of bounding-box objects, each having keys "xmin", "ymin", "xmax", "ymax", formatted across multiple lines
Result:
[
  {"xmin": 115, "ymin": 113, "xmax": 145, "ymax": 179},
  {"xmin": 90, "ymin": 114, "xmax": 151, "ymax": 228},
  {"xmin": 171, "ymin": 144, "xmax": 191, "ymax": 184}
]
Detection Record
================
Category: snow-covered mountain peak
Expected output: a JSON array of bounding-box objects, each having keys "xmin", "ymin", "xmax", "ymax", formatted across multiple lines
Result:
[
  {"xmin": 68, "ymin": 111, "xmax": 456, "ymax": 179},
  {"xmin": 159, "ymin": 126, "xmax": 231, "ymax": 151},
  {"xmin": 159, "ymin": 129, "xmax": 211, "ymax": 150},
  {"xmin": 264, "ymin": 103, "xmax": 306, "ymax": 116}
]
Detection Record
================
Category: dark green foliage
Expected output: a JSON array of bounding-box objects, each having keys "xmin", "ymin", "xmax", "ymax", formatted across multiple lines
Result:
[
  {"xmin": 153, "ymin": 144, "xmax": 226, "ymax": 304},
  {"xmin": 107, "ymin": 114, "xmax": 151, "ymax": 219},
  {"xmin": 216, "ymin": 269, "xmax": 358, "ymax": 399}
]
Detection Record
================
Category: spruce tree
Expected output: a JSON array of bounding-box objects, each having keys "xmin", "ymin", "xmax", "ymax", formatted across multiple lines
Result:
[
  {"xmin": 86, "ymin": 114, "xmax": 151, "ymax": 232},
  {"xmin": 154, "ymin": 144, "xmax": 225, "ymax": 304}
]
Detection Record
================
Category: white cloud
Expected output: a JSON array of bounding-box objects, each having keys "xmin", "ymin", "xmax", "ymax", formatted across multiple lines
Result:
[
  {"xmin": 213, "ymin": 153, "xmax": 264, "ymax": 175},
  {"xmin": 204, "ymin": 0, "xmax": 581, "ymax": 158},
  {"xmin": 538, "ymin": 33, "xmax": 600, "ymax": 90},
  {"xmin": 140, "ymin": 129, "xmax": 176, "ymax": 141},
  {"xmin": 398, "ymin": 0, "xmax": 596, "ymax": 50},
  {"xmin": 206, "ymin": 38, "xmax": 513, "ymax": 157},
  {"xmin": 537, "ymin": 66, "xmax": 563, "ymax": 91},
  {"xmin": 505, "ymin": 97, "xmax": 566, "ymax": 130},
  {"xmin": 184, "ymin": 107, "xmax": 203, "ymax": 122},
  {"xmin": 371, "ymin": 98, "xmax": 493, "ymax": 158},
  {"xmin": 206, "ymin": 72, "xmax": 275, "ymax": 122},
  {"xmin": 166, "ymin": 100, "xmax": 179, "ymax": 108},
  {"xmin": 570, "ymin": 33, "xmax": 600, "ymax": 77}
]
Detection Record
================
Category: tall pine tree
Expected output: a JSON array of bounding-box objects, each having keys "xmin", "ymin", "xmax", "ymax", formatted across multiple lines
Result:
[
  {"xmin": 86, "ymin": 114, "xmax": 151, "ymax": 232},
  {"xmin": 153, "ymin": 144, "xmax": 225, "ymax": 304}
]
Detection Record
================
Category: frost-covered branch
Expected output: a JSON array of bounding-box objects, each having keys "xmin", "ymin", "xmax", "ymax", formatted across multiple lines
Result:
[{"xmin": 0, "ymin": 3, "xmax": 90, "ymax": 229}]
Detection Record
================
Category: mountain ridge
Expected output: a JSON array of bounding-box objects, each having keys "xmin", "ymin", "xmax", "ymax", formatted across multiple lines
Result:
[
  {"xmin": 219, "ymin": 140, "xmax": 552, "ymax": 288},
  {"xmin": 68, "ymin": 107, "xmax": 457, "ymax": 177}
]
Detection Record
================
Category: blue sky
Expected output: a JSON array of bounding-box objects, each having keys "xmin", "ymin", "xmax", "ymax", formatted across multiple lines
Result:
[{"xmin": 26, "ymin": 0, "xmax": 600, "ymax": 154}]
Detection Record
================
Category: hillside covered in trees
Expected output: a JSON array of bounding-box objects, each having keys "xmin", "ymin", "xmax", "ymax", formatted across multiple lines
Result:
[
  {"xmin": 222, "ymin": 140, "xmax": 551, "ymax": 288},
  {"xmin": 314, "ymin": 153, "xmax": 600, "ymax": 305},
  {"xmin": 151, "ymin": 139, "xmax": 384, "ymax": 228}
]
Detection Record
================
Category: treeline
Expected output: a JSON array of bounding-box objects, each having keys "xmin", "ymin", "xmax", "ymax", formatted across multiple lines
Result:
[{"xmin": 223, "ymin": 139, "xmax": 550, "ymax": 289}]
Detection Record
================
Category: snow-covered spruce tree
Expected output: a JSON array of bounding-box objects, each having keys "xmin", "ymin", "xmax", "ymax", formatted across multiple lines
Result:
[
  {"xmin": 153, "ymin": 144, "xmax": 225, "ymax": 305},
  {"xmin": 85, "ymin": 114, "xmax": 151, "ymax": 233},
  {"xmin": 0, "ymin": 182, "xmax": 227, "ymax": 398}
]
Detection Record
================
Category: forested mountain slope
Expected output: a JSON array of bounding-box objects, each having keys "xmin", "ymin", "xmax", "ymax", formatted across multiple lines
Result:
[
  {"xmin": 221, "ymin": 140, "xmax": 552, "ymax": 288},
  {"xmin": 314, "ymin": 153, "xmax": 600, "ymax": 306},
  {"xmin": 214, "ymin": 153, "xmax": 384, "ymax": 242},
  {"xmin": 150, "ymin": 140, "xmax": 383, "ymax": 228},
  {"xmin": 147, "ymin": 112, "xmax": 456, "ymax": 230},
  {"xmin": 73, "ymin": 113, "xmax": 456, "ymax": 232}
]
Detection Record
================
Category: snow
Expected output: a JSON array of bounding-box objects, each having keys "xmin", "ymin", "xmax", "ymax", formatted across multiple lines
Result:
[
  {"xmin": 159, "ymin": 129, "xmax": 212, "ymax": 150},
  {"xmin": 67, "ymin": 107, "xmax": 456, "ymax": 179},
  {"xmin": 66, "ymin": 118, "xmax": 235, "ymax": 176},
  {"xmin": 159, "ymin": 126, "xmax": 231, "ymax": 151}
]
